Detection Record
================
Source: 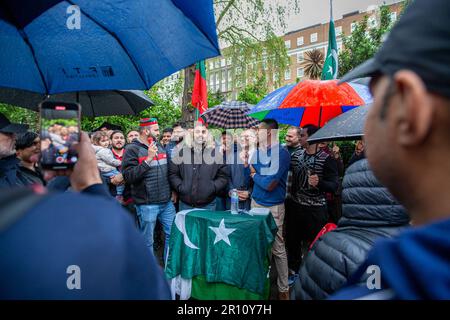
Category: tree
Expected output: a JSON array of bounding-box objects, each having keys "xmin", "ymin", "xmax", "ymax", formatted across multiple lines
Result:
[
  {"xmin": 237, "ymin": 75, "xmax": 268, "ymax": 105},
  {"xmin": 338, "ymin": 3, "xmax": 409, "ymax": 77},
  {"xmin": 302, "ymin": 49, "xmax": 325, "ymax": 80},
  {"xmin": 181, "ymin": 0, "xmax": 299, "ymax": 123}
]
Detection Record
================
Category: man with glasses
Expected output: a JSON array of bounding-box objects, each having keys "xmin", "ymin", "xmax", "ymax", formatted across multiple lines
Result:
[
  {"xmin": 0, "ymin": 113, "xmax": 29, "ymax": 188},
  {"xmin": 332, "ymin": 0, "xmax": 450, "ymax": 299}
]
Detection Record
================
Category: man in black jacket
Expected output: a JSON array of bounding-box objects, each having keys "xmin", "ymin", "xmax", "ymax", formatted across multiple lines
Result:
[
  {"xmin": 0, "ymin": 113, "xmax": 29, "ymax": 188},
  {"xmin": 285, "ymin": 124, "xmax": 339, "ymax": 280},
  {"xmin": 15, "ymin": 131, "xmax": 45, "ymax": 186},
  {"xmin": 169, "ymin": 122, "xmax": 229, "ymax": 211},
  {"xmin": 122, "ymin": 118, "xmax": 176, "ymax": 261}
]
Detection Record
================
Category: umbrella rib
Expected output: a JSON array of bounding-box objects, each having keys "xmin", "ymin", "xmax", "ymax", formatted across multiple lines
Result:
[
  {"xmin": 18, "ymin": 30, "xmax": 49, "ymax": 94},
  {"xmin": 66, "ymin": 0, "xmax": 147, "ymax": 89}
]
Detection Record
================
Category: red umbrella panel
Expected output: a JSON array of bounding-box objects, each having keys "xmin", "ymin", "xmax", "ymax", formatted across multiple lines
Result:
[{"xmin": 278, "ymin": 80, "xmax": 367, "ymax": 127}]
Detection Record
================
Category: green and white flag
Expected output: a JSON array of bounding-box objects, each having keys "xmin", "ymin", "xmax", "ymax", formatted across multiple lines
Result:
[
  {"xmin": 165, "ymin": 209, "xmax": 277, "ymax": 299},
  {"xmin": 322, "ymin": 0, "xmax": 339, "ymax": 80}
]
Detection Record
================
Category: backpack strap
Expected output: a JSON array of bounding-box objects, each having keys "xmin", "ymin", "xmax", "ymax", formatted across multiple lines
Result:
[{"xmin": 0, "ymin": 187, "xmax": 47, "ymax": 232}]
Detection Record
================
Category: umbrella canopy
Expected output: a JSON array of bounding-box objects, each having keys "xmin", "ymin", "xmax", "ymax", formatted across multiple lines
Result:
[
  {"xmin": 0, "ymin": 0, "xmax": 220, "ymax": 95},
  {"xmin": 307, "ymin": 104, "xmax": 370, "ymax": 144},
  {"xmin": 248, "ymin": 79, "xmax": 372, "ymax": 127},
  {"xmin": 0, "ymin": 88, "xmax": 153, "ymax": 117},
  {"xmin": 201, "ymin": 101, "xmax": 260, "ymax": 129}
]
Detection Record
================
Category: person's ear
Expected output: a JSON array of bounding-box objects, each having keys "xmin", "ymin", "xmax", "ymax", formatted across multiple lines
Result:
[{"xmin": 393, "ymin": 70, "xmax": 434, "ymax": 146}]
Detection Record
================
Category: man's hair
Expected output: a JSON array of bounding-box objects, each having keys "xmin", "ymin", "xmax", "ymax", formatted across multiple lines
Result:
[
  {"xmin": 261, "ymin": 119, "xmax": 278, "ymax": 130},
  {"xmin": 288, "ymin": 126, "xmax": 302, "ymax": 137},
  {"xmin": 92, "ymin": 131, "xmax": 108, "ymax": 145},
  {"xmin": 163, "ymin": 127, "xmax": 173, "ymax": 134},
  {"xmin": 172, "ymin": 122, "xmax": 185, "ymax": 129},
  {"xmin": 110, "ymin": 130, "xmax": 124, "ymax": 140},
  {"xmin": 15, "ymin": 132, "xmax": 38, "ymax": 150},
  {"xmin": 138, "ymin": 126, "xmax": 148, "ymax": 134},
  {"xmin": 127, "ymin": 128, "xmax": 139, "ymax": 135},
  {"xmin": 302, "ymin": 124, "xmax": 319, "ymax": 137}
]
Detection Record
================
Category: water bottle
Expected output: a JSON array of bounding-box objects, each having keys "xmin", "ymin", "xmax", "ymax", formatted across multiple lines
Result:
[{"xmin": 230, "ymin": 189, "xmax": 239, "ymax": 214}]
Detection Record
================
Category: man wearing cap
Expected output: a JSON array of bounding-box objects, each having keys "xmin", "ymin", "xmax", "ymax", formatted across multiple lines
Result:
[
  {"xmin": 15, "ymin": 131, "xmax": 45, "ymax": 186},
  {"xmin": 0, "ymin": 113, "xmax": 29, "ymax": 188},
  {"xmin": 331, "ymin": 0, "xmax": 450, "ymax": 299},
  {"xmin": 122, "ymin": 118, "xmax": 176, "ymax": 262}
]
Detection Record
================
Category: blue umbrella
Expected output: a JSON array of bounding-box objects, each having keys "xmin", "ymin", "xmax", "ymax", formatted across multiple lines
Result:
[{"xmin": 0, "ymin": 0, "xmax": 220, "ymax": 94}]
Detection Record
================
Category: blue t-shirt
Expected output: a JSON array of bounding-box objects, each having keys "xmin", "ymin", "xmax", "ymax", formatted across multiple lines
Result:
[{"xmin": 251, "ymin": 144, "xmax": 290, "ymax": 207}]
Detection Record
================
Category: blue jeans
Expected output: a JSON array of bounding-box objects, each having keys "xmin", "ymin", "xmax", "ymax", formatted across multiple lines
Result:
[
  {"xmin": 179, "ymin": 201, "xmax": 216, "ymax": 212},
  {"xmin": 102, "ymin": 169, "xmax": 125, "ymax": 195},
  {"xmin": 135, "ymin": 201, "xmax": 176, "ymax": 263}
]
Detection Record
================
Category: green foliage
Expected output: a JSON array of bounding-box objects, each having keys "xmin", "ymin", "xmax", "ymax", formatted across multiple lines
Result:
[
  {"xmin": 237, "ymin": 76, "xmax": 268, "ymax": 104},
  {"xmin": 207, "ymin": 90, "xmax": 226, "ymax": 108},
  {"xmin": 338, "ymin": 5, "xmax": 396, "ymax": 77},
  {"xmin": 0, "ymin": 103, "xmax": 38, "ymax": 131}
]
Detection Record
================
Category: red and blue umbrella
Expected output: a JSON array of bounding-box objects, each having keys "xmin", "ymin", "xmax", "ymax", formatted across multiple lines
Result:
[{"xmin": 248, "ymin": 79, "xmax": 372, "ymax": 127}]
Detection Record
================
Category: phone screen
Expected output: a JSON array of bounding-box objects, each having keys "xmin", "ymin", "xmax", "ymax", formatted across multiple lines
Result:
[{"xmin": 39, "ymin": 101, "xmax": 81, "ymax": 170}]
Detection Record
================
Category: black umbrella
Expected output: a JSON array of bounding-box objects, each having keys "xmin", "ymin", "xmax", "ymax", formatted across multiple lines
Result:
[
  {"xmin": 307, "ymin": 105, "xmax": 370, "ymax": 144},
  {"xmin": 0, "ymin": 88, "xmax": 153, "ymax": 117}
]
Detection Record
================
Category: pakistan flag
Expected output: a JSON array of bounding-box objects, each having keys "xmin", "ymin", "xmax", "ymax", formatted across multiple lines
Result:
[
  {"xmin": 165, "ymin": 209, "xmax": 277, "ymax": 300},
  {"xmin": 321, "ymin": 13, "xmax": 338, "ymax": 80}
]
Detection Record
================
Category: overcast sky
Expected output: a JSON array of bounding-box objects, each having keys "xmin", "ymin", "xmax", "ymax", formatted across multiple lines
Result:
[{"xmin": 286, "ymin": 0, "xmax": 401, "ymax": 32}]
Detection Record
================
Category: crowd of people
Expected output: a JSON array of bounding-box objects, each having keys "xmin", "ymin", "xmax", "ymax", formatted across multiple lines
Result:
[{"xmin": 1, "ymin": 0, "xmax": 449, "ymax": 300}]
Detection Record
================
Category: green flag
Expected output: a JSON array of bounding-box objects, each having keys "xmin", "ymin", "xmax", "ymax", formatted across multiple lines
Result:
[
  {"xmin": 322, "ymin": 0, "xmax": 338, "ymax": 80},
  {"xmin": 165, "ymin": 210, "xmax": 277, "ymax": 298}
]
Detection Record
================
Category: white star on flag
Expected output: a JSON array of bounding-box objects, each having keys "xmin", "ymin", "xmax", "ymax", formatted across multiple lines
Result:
[{"xmin": 209, "ymin": 219, "xmax": 236, "ymax": 246}]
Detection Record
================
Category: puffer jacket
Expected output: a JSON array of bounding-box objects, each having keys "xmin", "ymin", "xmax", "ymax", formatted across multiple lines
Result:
[
  {"xmin": 294, "ymin": 158, "xmax": 410, "ymax": 300},
  {"xmin": 122, "ymin": 139, "xmax": 171, "ymax": 205}
]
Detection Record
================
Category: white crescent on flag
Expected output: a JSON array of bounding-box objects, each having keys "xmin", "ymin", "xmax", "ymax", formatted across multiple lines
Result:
[{"xmin": 175, "ymin": 210, "xmax": 199, "ymax": 250}]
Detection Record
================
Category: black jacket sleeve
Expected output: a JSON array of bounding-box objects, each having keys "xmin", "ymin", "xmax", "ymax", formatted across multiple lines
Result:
[
  {"xmin": 122, "ymin": 146, "xmax": 151, "ymax": 184},
  {"xmin": 168, "ymin": 157, "xmax": 183, "ymax": 193},
  {"xmin": 213, "ymin": 163, "xmax": 230, "ymax": 194},
  {"xmin": 318, "ymin": 156, "xmax": 339, "ymax": 193}
]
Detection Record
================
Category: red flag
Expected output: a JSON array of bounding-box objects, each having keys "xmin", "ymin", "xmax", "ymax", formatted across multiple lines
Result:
[{"xmin": 192, "ymin": 60, "xmax": 208, "ymax": 116}]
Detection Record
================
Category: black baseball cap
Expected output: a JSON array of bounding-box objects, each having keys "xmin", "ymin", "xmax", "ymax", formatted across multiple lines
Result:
[
  {"xmin": 0, "ymin": 113, "xmax": 28, "ymax": 134},
  {"xmin": 340, "ymin": 0, "xmax": 450, "ymax": 100}
]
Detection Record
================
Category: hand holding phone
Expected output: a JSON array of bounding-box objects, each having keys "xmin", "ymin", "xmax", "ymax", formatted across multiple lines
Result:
[
  {"xmin": 39, "ymin": 101, "xmax": 81, "ymax": 170},
  {"xmin": 147, "ymin": 142, "xmax": 158, "ymax": 161}
]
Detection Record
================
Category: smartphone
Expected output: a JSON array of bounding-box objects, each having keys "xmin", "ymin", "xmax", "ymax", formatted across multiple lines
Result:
[
  {"xmin": 147, "ymin": 136, "xmax": 154, "ymax": 145},
  {"xmin": 39, "ymin": 101, "xmax": 81, "ymax": 170}
]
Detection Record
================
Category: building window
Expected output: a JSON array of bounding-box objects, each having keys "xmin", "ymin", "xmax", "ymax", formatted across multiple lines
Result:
[
  {"xmin": 226, "ymin": 57, "xmax": 232, "ymax": 66},
  {"xmin": 284, "ymin": 69, "xmax": 291, "ymax": 80},
  {"xmin": 390, "ymin": 12, "xmax": 397, "ymax": 23},
  {"xmin": 335, "ymin": 26, "xmax": 342, "ymax": 36},
  {"xmin": 209, "ymin": 61, "xmax": 214, "ymax": 70},
  {"xmin": 351, "ymin": 22, "xmax": 357, "ymax": 33},
  {"xmin": 368, "ymin": 16, "xmax": 377, "ymax": 29},
  {"xmin": 310, "ymin": 33, "xmax": 318, "ymax": 43},
  {"xmin": 297, "ymin": 68, "xmax": 304, "ymax": 78},
  {"xmin": 285, "ymin": 40, "xmax": 291, "ymax": 49},
  {"xmin": 215, "ymin": 60, "xmax": 220, "ymax": 69},
  {"xmin": 221, "ymin": 58, "xmax": 226, "ymax": 67},
  {"xmin": 297, "ymin": 52, "xmax": 304, "ymax": 63},
  {"xmin": 297, "ymin": 36, "xmax": 304, "ymax": 46}
]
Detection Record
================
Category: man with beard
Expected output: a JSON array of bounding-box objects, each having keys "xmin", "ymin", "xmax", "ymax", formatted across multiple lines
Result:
[
  {"xmin": 332, "ymin": 0, "xmax": 450, "ymax": 300},
  {"xmin": 168, "ymin": 121, "xmax": 229, "ymax": 211},
  {"xmin": 0, "ymin": 113, "xmax": 29, "ymax": 188},
  {"xmin": 15, "ymin": 132, "xmax": 45, "ymax": 186},
  {"xmin": 122, "ymin": 118, "xmax": 176, "ymax": 261},
  {"xmin": 107, "ymin": 130, "xmax": 132, "ymax": 206},
  {"xmin": 285, "ymin": 124, "xmax": 339, "ymax": 282}
]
